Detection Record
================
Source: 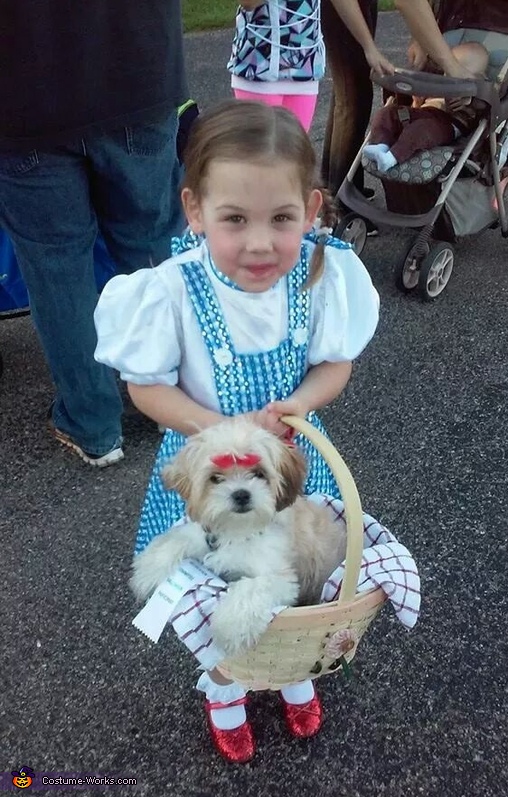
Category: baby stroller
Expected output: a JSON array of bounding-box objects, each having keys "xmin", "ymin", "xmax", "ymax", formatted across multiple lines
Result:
[{"xmin": 335, "ymin": 25, "xmax": 508, "ymax": 301}]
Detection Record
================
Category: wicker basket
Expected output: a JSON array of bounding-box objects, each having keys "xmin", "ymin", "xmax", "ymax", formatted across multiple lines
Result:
[{"xmin": 216, "ymin": 415, "xmax": 387, "ymax": 690}]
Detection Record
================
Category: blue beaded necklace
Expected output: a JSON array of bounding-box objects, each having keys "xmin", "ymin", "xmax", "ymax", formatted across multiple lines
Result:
[{"xmin": 206, "ymin": 251, "xmax": 244, "ymax": 292}]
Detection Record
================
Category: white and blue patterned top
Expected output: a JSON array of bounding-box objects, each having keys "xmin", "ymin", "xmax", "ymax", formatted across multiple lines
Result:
[
  {"xmin": 228, "ymin": 0, "xmax": 325, "ymax": 84},
  {"xmin": 94, "ymin": 233, "xmax": 379, "ymax": 553}
]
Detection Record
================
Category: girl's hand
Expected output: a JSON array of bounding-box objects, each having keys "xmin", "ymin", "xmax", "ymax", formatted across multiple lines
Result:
[
  {"xmin": 446, "ymin": 96, "xmax": 472, "ymax": 113},
  {"xmin": 240, "ymin": 408, "xmax": 270, "ymax": 428},
  {"xmin": 239, "ymin": 407, "xmax": 292, "ymax": 437},
  {"xmin": 239, "ymin": 398, "xmax": 305, "ymax": 438},
  {"xmin": 407, "ymin": 39, "xmax": 428, "ymax": 71},
  {"xmin": 263, "ymin": 398, "xmax": 306, "ymax": 438},
  {"xmin": 365, "ymin": 45, "xmax": 395, "ymax": 77},
  {"xmin": 445, "ymin": 62, "xmax": 476, "ymax": 79}
]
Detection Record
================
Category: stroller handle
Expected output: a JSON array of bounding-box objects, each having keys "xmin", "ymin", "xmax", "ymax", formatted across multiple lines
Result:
[{"xmin": 373, "ymin": 68, "xmax": 489, "ymax": 101}]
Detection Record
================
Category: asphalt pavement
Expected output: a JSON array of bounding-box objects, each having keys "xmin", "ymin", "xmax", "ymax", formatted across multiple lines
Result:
[{"xmin": 2, "ymin": 12, "xmax": 508, "ymax": 797}]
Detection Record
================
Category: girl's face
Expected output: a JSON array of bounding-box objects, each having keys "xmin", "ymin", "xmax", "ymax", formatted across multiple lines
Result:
[{"xmin": 182, "ymin": 159, "xmax": 322, "ymax": 292}]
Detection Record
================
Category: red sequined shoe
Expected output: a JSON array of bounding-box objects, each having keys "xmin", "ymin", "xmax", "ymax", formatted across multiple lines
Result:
[
  {"xmin": 280, "ymin": 693, "xmax": 323, "ymax": 738},
  {"xmin": 204, "ymin": 697, "xmax": 255, "ymax": 763}
]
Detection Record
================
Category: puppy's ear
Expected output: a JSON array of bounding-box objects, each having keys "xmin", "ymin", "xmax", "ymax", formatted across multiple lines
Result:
[
  {"xmin": 276, "ymin": 444, "xmax": 308, "ymax": 511},
  {"xmin": 161, "ymin": 452, "xmax": 192, "ymax": 502}
]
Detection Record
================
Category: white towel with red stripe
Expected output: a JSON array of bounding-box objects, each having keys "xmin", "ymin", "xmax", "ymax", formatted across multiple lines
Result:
[
  {"xmin": 133, "ymin": 496, "xmax": 421, "ymax": 669},
  {"xmin": 309, "ymin": 494, "xmax": 420, "ymax": 628}
]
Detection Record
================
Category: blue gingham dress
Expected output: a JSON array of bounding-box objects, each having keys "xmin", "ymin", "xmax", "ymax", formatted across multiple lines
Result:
[{"xmin": 135, "ymin": 235, "xmax": 342, "ymax": 554}]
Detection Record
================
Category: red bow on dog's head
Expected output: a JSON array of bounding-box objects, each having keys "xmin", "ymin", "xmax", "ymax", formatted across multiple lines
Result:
[{"xmin": 210, "ymin": 453, "xmax": 261, "ymax": 469}]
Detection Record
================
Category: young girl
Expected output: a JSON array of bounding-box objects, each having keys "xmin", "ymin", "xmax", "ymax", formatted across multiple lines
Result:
[
  {"xmin": 227, "ymin": 0, "xmax": 326, "ymax": 131},
  {"xmin": 94, "ymin": 100, "xmax": 379, "ymax": 763}
]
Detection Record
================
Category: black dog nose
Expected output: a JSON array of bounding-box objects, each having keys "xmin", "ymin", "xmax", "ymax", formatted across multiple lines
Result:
[{"xmin": 231, "ymin": 489, "xmax": 251, "ymax": 507}]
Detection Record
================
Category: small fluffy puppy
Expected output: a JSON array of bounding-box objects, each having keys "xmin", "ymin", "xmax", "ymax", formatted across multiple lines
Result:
[{"xmin": 130, "ymin": 418, "xmax": 347, "ymax": 656}]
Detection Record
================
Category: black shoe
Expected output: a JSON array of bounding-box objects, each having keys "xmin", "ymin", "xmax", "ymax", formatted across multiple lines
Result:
[
  {"xmin": 365, "ymin": 219, "xmax": 379, "ymax": 237},
  {"xmin": 361, "ymin": 187, "xmax": 376, "ymax": 201}
]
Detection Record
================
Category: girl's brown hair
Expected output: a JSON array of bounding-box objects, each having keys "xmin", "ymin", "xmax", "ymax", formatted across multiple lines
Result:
[{"xmin": 182, "ymin": 99, "xmax": 336, "ymax": 287}]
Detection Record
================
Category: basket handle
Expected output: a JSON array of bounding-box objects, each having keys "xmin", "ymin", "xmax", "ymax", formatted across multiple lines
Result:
[{"xmin": 281, "ymin": 415, "xmax": 364, "ymax": 604}]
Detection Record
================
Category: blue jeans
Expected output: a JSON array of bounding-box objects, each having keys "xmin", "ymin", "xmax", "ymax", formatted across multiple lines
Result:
[{"xmin": 0, "ymin": 111, "xmax": 184, "ymax": 455}]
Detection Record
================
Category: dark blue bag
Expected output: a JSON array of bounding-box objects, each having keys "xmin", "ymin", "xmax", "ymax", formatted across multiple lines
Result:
[
  {"xmin": 0, "ymin": 231, "xmax": 117, "ymax": 313},
  {"xmin": 0, "ymin": 233, "xmax": 29, "ymax": 312}
]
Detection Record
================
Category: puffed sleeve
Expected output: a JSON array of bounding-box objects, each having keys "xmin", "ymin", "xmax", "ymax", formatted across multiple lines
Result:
[
  {"xmin": 94, "ymin": 268, "xmax": 181, "ymax": 385},
  {"xmin": 308, "ymin": 242, "xmax": 379, "ymax": 364}
]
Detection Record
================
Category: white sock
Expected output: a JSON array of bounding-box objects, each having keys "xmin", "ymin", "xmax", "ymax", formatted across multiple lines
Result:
[
  {"xmin": 377, "ymin": 150, "xmax": 398, "ymax": 172},
  {"xmin": 280, "ymin": 679, "xmax": 315, "ymax": 705},
  {"xmin": 364, "ymin": 143, "xmax": 390, "ymax": 161},
  {"xmin": 196, "ymin": 671, "xmax": 247, "ymax": 731},
  {"xmin": 375, "ymin": 150, "xmax": 398, "ymax": 172},
  {"xmin": 364, "ymin": 144, "xmax": 397, "ymax": 172},
  {"xmin": 209, "ymin": 703, "xmax": 247, "ymax": 731}
]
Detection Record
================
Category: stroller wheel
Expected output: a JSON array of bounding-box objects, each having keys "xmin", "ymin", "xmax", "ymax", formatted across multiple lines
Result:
[
  {"xmin": 333, "ymin": 213, "xmax": 367, "ymax": 256},
  {"xmin": 395, "ymin": 239, "xmax": 430, "ymax": 293},
  {"xmin": 418, "ymin": 242, "xmax": 454, "ymax": 301}
]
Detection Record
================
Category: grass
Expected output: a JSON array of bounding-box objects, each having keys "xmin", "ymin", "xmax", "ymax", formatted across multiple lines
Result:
[
  {"xmin": 183, "ymin": 0, "xmax": 395, "ymax": 33},
  {"xmin": 183, "ymin": 0, "xmax": 235, "ymax": 33}
]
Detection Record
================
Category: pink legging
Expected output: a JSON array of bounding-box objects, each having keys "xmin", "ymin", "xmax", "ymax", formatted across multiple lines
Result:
[{"xmin": 233, "ymin": 89, "xmax": 317, "ymax": 132}]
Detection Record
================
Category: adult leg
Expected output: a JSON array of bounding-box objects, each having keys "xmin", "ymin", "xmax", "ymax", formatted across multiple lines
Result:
[
  {"xmin": 281, "ymin": 95, "xmax": 318, "ymax": 133},
  {"xmin": 390, "ymin": 109, "xmax": 456, "ymax": 163},
  {"xmin": 0, "ymin": 145, "xmax": 123, "ymax": 456},
  {"xmin": 88, "ymin": 110, "xmax": 185, "ymax": 274},
  {"xmin": 321, "ymin": 0, "xmax": 378, "ymax": 196}
]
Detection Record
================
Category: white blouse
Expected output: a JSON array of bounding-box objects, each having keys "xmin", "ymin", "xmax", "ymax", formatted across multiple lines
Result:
[{"xmin": 94, "ymin": 239, "xmax": 379, "ymax": 412}]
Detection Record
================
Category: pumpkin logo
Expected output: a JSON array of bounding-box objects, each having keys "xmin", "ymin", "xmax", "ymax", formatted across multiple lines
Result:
[{"xmin": 11, "ymin": 766, "xmax": 34, "ymax": 789}]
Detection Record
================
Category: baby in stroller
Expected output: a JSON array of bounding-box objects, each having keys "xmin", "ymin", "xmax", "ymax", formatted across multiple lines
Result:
[
  {"xmin": 336, "ymin": 22, "xmax": 508, "ymax": 301},
  {"xmin": 364, "ymin": 42, "xmax": 489, "ymax": 173}
]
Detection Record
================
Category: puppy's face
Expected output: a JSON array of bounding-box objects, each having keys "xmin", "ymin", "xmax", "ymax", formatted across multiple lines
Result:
[{"xmin": 162, "ymin": 419, "xmax": 307, "ymax": 534}]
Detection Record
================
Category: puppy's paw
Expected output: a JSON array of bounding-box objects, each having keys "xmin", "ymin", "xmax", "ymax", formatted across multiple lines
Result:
[
  {"xmin": 211, "ymin": 577, "xmax": 297, "ymax": 657},
  {"xmin": 129, "ymin": 532, "xmax": 187, "ymax": 601},
  {"xmin": 211, "ymin": 600, "xmax": 271, "ymax": 657}
]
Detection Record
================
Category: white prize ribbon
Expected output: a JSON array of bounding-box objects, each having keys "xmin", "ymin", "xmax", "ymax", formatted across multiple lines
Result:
[{"xmin": 132, "ymin": 559, "xmax": 223, "ymax": 643}]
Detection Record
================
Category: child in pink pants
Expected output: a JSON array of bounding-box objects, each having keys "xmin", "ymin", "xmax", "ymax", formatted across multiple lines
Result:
[{"xmin": 228, "ymin": 0, "xmax": 324, "ymax": 131}]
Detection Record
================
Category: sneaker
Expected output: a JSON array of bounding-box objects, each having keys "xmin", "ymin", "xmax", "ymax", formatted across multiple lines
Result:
[{"xmin": 47, "ymin": 409, "xmax": 124, "ymax": 467}]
